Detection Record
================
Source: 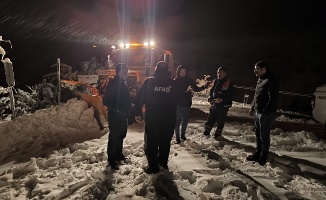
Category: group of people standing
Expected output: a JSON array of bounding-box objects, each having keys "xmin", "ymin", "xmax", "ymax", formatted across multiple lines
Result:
[{"xmin": 102, "ymin": 60, "xmax": 279, "ymax": 173}]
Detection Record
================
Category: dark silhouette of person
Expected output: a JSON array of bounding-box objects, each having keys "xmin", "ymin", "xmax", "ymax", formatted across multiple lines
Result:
[
  {"xmin": 134, "ymin": 61, "xmax": 177, "ymax": 174},
  {"xmin": 102, "ymin": 63, "xmax": 132, "ymax": 170}
]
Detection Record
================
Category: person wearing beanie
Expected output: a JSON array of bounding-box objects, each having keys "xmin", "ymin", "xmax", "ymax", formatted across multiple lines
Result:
[
  {"xmin": 174, "ymin": 65, "xmax": 209, "ymax": 144},
  {"xmin": 102, "ymin": 63, "xmax": 132, "ymax": 170},
  {"xmin": 246, "ymin": 61, "xmax": 279, "ymax": 166},
  {"xmin": 203, "ymin": 67, "xmax": 235, "ymax": 138},
  {"xmin": 134, "ymin": 61, "xmax": 177, "ymax": 174}
]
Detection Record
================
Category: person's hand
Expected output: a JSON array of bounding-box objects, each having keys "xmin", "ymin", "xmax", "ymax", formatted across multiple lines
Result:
[
  {"xmin": 249, "ymin": 108, "xmax": 254, "ymax": 116},
  {"xmin": 188, "ymin": 87, "xmax": 194, "ymax": 93},
  {"xmin": 135, "ymin": 116, "xmax": 142, "ymax": 123},
  {"xmin": 186, "ymin": 86, "xmax": 194, "ymax": 96},
  {"xmin": 215, "ymin": 98, "xmax": 223, "ymax": 103},
  {"xmin": 208, "ymin": 97, "xmax": 215, "ymax": 105}
]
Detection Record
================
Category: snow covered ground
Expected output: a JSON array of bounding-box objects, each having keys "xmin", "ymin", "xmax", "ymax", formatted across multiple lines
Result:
[{"xmin": 0, "ymin": 98, "xmax": 325, "ymax": 199}]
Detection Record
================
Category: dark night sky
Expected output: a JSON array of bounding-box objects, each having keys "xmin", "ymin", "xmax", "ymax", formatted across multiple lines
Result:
[{"xmin": 1, "ymin": 0, "xmax": 325, "ymax": 98}]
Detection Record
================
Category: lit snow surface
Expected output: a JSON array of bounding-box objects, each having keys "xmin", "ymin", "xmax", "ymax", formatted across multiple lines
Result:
[{"xmin": 0, "ymin": 97, "xmax": 325, "ymax": 199}]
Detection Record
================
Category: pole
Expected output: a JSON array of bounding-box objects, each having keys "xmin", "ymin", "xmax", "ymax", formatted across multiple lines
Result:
[
  {"xmin": 57, "ymin": 58, "xmax": 61, "ymax": 104},
  {"xmin": 8, "ymin": 87, "xmax": 15, "ymax": 119}
]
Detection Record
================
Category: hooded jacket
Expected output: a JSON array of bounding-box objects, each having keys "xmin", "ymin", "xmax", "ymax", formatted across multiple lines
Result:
[{"xmin": 174, "ymin": 66, "xmax": 206, "ymax": 107}]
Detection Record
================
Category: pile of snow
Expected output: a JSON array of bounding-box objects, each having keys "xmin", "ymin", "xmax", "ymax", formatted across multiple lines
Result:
[{"xmin": 0, "ymin": 98, "xmax": 104, "ymax": 165}]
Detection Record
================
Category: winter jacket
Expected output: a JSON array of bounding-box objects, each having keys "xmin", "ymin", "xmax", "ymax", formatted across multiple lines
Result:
[
  {"xmin": 252, "ymin": 72, "xmax": 279, "ymax": 114},
  {"xmin": 209, "ymin": 77, "xmax": 234, "ymax": 107},
  {"xmin": 174, "ymin": 76, "xmax": 206, "ymax": 108},
  {"xmin": 102, "ymin": 75, "xmax": 132, "ymax": 117},
  {"xmin": 135, "ymin": 77, "xmax": 177, "ymax": 116}
]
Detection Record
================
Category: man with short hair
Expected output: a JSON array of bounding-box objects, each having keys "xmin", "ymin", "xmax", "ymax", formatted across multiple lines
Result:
[
  {"xmin": 246, "ymin": 61, "xmax": 279, "ymax": 166},
  {"xmin": 135, "ymin": 61, "xmax": 177, "ymax": 174},
  {"xmin": 103, "ymin": 63, "xmax": 132, "ymax": 170},
  {"xmin": 203, "ymin": 67, "xmax": 234, "ymax": 138}
]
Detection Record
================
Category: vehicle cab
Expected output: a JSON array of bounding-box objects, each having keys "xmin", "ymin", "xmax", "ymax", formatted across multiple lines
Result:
[
  {"xmin": 97, "ymin": 42, "xmax": 175, "ymax": 96},
  {"xmin": 311, "ymin": 84, "xmax": 326, "ymax": 131}
]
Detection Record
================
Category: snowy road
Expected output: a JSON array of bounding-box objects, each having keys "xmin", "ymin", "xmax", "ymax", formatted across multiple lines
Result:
[{"xmin": 126, "ymin": 122, "xmax": 326, "ymax": 200}]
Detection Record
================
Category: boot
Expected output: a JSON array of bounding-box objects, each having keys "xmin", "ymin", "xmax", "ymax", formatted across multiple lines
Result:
[
  {"xmin": 109, "ymin": 161, "xmax": 119, "ymax": 170},
  {"xmin": 214, "ymin": 130, "xmax": 222, "ymax": 138},
  {"xmin": 257, "ymin": 158, "xmax": 267, "ymax": 166},
  {"xmin": 144, "ymin": 166, "xmax": 159, "ymax": 174},
  {"xmin": 246, "ymin": 152, "xmax": 260, "ymax": 162},
  {"xmin": 203, "ymin": 131, "xmax": 210, "ymax": 136},
  {"xmin": 116, "ymin": 154, "xmax": 126, "ymax": 162}
]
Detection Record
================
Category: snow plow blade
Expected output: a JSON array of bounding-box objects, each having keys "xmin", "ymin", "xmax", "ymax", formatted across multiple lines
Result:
[{"xmin": 61, "ymin": 80, "xmax": 108, "ymax": 129}]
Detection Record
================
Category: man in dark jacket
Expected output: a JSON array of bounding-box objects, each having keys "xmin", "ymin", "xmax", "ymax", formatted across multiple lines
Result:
[
  {"xmin": 203, "ymin": 67, "xmax": 234, "ymax": 138},
  {"xmin": 135, "ymin": 61, "xmax": 177, "ymax": 174},
  {"xmin": 246, "ymin": 61, "xmax": 279, "ymax": 166},
  {"xmin": 102, "ymin": 63, "xmax": 132, "ymax": 170},
  {"xmin": 174, "ymin": 65, "xmax": 209, "ymax": 144}
]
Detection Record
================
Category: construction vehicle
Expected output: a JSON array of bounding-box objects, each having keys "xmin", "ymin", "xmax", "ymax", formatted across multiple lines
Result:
[
  {"xmin": 97, "ymin": 41, "xmax": 175, "ymax": 95},
  {"xmin": 62, "ymin": 41, "xmax": 175, "ymax": 127}
]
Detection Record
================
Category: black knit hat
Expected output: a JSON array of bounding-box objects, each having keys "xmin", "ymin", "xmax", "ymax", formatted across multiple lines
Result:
[
  {"xmin": 255, "ymin": 61, "xmax": 269, "ymax": 71},
  {"xmin": 115, "ymin": 63, "xmax": 128, "ymax": 73},
  {"xmin": 154, "ymin": 61, "xmax": 170, "ymax": 78}
]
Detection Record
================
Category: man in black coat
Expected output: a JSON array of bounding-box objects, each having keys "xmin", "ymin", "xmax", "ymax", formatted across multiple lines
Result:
[
  {"xmin": 174, "ymin": 65, "xmax": 208, "ymax": 144},
  {"xmin": 246, "ymin": 61, "xmax": 279, "ymax": 166},
  {"xmin": 103, "ymin": 63, "xmax": 132, "ymax": 170},
  {"xmin": 203, "ymin": 67, "xmax": 235, "ymax": 138},
  {"xmin": 134, "ymin": 61, "xmax": 177, "ymax": 174}
]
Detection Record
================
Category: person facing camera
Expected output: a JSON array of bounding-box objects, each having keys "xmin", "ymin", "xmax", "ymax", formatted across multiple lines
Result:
[
  {"xmin": 174, "ymin": 65, "xmax": 209, "ymax": 144},
  {"xmin": 203, "ymin": 67, "xmax": 235, "ymax": 138},
  {"xmin": 246, "ymin": 61, "xmax": 279, "ymax": 166}
]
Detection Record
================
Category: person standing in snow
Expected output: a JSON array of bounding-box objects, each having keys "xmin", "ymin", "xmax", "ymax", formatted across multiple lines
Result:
[
  {"xmin": 134, "ymin": 61, "xmax": 177, "ymax": 174},
  {"xmin": 174, "ymin": 65, "xmax": 209, "ymax": 144},
  {"xmin": 102, "ymin": 63, "xmax": 132, "ymax": 170},
  {"xmin": 246, "ymin": 61, "xmax": 279, "ymax": 166},
  {"xmin": 203, "ymin": 67, "xmax": 235, "ymax": 138}
]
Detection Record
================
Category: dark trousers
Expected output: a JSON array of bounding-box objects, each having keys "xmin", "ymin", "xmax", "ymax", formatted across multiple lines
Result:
[
  {"xmin": 107, "ymin": 111, "xmax": 128, "ymax": 163},
  {"xmin": 144, "ymin": 111, "xmax": 176, "ymax": 169},
  {"xmin": 175, "ymin": 106, "xmax": 191, "ymax": 140},
  {"xmin": 254, "ymin": 112, "xmax": 276, "ymax": 161},
  {"xmin": 204, "ymin": 105, "xmax": 229, "ymax": 134}
]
